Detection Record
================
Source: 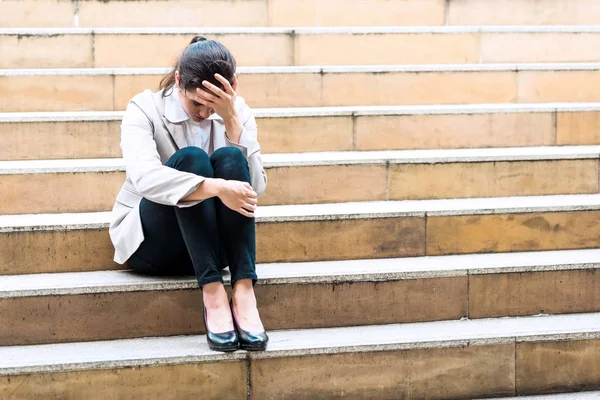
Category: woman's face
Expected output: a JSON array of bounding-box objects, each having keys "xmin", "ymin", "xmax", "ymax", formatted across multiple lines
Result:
[
  {"xmin": 179, "ymin": 88, "xmax": 215, "ymax": 122},
  {"xmin": 175, "ymin": 70, "xmax": 217, "ymax": 122}
]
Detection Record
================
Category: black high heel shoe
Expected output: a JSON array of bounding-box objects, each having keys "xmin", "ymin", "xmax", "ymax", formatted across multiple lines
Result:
[
  {"xmin": 230, "ymin": 300, "xmax": 269, "ymax": 351},
  {"xmin": 203, "ymin": 306, "xmax": 239, "ymax": 352}
]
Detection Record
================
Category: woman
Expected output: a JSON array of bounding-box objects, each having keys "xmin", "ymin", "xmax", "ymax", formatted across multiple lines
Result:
[{"xmin": 109, "ymin": 35, "xmax": 268, "ymax": 352}]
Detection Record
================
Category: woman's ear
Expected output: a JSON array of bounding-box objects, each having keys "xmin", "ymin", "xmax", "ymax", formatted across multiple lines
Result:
[
  {"xmin": 175, "ymin": 70, "xmax": 181, "ymax": 88},
  {"xmin": 232, "ymin": 74, "xmax": 239, "ymax": 92}
]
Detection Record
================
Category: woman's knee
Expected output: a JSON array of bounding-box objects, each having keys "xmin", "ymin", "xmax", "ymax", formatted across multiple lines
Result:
[
  {"xmin": 211, "ymin": 147, "xmax": 245, "ymax": 163},
  {"xmin": 166, "ymin": 147, "xmax": 213, "ymax": 177},
  {"xmin": 210, "ymin": 147, "xmax": 249, "ymax": 181}
]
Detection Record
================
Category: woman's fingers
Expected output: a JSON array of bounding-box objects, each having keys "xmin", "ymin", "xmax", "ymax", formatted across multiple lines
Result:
[
  {"xmin": 195, "ymin": 88, "xmax": 218, "ymax": 103},
  {"xmin": 238, "ymin": 207, "xmax": 254, "ymax": 218},
  {"xmin": 214, "ymin": 74, "xmax": 236, "ymax": 95},
  {"xmin": 245, "ymin": 197, "xmax": 258, "ymax": 206},
  {"xmin": 200, "ymin": 81, "xmax": 226, "ymax": 99},
  {"xmin": 243, "ymin": 202, "xmax": 257, "ymax": 211},
  {"xmin": 243, "ymin": 182, "xmax": 256, "ymax": 194}
]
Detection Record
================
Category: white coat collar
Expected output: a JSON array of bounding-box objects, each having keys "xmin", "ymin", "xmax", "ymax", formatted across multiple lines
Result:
[{"xmin": 164, "ymin": 88, "xmax": 190, "ymax": 124}]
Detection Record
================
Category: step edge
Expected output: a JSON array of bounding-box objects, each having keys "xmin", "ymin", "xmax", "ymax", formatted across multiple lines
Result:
[
  {"xmin": 4, "ymin": 25, "xmax": 600, "ymax": 36},
  {"xmin": 476, "ymin": 391, "xmax": 600, "ymax": 400},
  {"xmin": 3, "ymin": 102, "xmax": 600, "ymax": 122},
  {"xmin": 4, "ymin": 251, "xmax": 600, "ymax": 297},
  {"xmin": 2, "ymin": 146, "xmax": 600, "ymax": 173},
  {"xmin": 3, "ymin": 195, "xmax": 600, "ymax": 231},
  {"xmin": 2, "ymin": 313, "xmax": 600, "ymax": 375},
  {"xmin": 4, "ymin": 62, "xmax": 600, "ymax": 76}
]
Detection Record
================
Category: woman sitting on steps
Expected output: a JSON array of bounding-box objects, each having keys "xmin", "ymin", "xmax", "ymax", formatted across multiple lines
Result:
[{"xmin": 108, "ymin": 35, "xmax": 268, "ymax": 352}]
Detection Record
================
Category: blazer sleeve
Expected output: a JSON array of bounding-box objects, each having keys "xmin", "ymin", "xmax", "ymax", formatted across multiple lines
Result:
[
  {"xmin": 120, "ymin": 93, "xmax": 205, "ymax": 207},
  {"xmin": 224, "ymin": 99, "xmax": 268, "ymax": 196}
]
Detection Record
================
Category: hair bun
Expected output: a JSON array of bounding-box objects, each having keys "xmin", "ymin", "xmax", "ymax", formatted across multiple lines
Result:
[{"xmin": 189, "ymin": 35, "xmax": 207, "ymax": 45}]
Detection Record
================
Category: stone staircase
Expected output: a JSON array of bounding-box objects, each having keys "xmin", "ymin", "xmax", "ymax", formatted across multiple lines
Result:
[{"xmin": 2, "ymin": 0, "xmax": 600, "ymax": 398}]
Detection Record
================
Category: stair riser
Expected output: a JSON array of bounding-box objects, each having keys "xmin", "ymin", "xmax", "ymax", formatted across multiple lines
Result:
[
  {"xmin": 254, "ymin": 340, "xmax": 600, "ymax": 399},
  {"xmin": 470, "ymin": 269, "xmax": 600, "ymax": 318},
  {"xmin": 448, "ymin": 0, "xmax": 600, "ymax": 26},
  {"xmin": 4, "ymin": 269, "xmax": 600, "ymax": 346},
  {"xmin": 0, "ymin": 361, "xmax": 248, "ymax": 399},
  {"xmin": 258, "ymin": 344, "xmax": 510, "ymax": 399},
  {"xmin": 4, "ymin": 111, "xmax": 600, "ymax": 160},
  {"xmin": 3, "ymin": 69, "xmax": 600, "ymax": 111},
  {"xmin": 0, "ymin": 277, "xmax": 467, "ymax": 346},
  {"xmin": 426, "ymin": 211, "xmax": 600, "ymax": 256},
  {"xmin": 3, "ymin": 211, "xmax": 600, "ymax": 275},
  {"xmin": 2, "ymin": 159, "xmax": 597, "ymax": 214},
  {"xmin": 5, "ymin": 32, "xmax": 600, "ymax": 69},
  {"xmin": 3, "ymin": 339, "xmax": 600, "ymax": 399},
  {"xmin": 5, "ymin": 0, "xmax": 600, "ymax": 28},
  {"xmin": 0, "ymin": 0, "xmax": 445, "ymax": 28},
  {"xmin": 517, "ymin": 340, "xmax": 600, "ymax": 395}
]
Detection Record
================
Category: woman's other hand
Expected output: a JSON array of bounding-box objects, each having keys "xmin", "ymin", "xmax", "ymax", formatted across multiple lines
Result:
[{"xmin": 219, "ymin": 180, "xmax": 258, "ymax": 218}]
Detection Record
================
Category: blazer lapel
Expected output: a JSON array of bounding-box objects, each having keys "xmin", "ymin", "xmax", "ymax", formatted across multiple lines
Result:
[
  {"xmin": 157, "ymin": 88, "xmax": 189, "ymax": 150},
  {"xmin": 161, "ymin": 116, "xmax": 188, "ymax": 150}
]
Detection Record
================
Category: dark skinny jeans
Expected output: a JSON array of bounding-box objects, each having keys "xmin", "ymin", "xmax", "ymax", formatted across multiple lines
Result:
[{"xmin": 127, "ymin": 146, "xmax": 258, "ymax": 288}]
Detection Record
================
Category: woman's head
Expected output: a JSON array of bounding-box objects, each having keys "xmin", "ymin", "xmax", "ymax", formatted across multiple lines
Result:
[{"xmin": 160, "ymin": 35, "xmax": 237, "ymax": 121}]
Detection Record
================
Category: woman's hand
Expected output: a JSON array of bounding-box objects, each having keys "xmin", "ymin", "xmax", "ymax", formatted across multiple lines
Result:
[
  {"xmin": 195, "ymin": 74, "xmax": 243, "ymax": 143},
  {"xmin": 218, "ymin": 180, "xmax": 258, "ymax": 218},
  {"xmin": 196, "ymin": 74, "xmax": 237, "ymax": 119}
]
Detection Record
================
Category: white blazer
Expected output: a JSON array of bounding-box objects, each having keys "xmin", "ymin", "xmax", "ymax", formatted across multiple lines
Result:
[{"xmin": 109, "ymin": 89, "xmax": 267, "ymax": 264}]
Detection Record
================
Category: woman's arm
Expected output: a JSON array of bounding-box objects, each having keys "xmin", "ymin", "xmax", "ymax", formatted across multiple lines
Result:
[
  {"xmin": 120, "ymin": 92, "xmax": 205, "ymax": 207},
  {"xmin": 184, "ymin": 178, "xmax": 258, "ymax": 218},
  {"xmin": 183, "ymin": 178, "xmax": 224, "ymax": 201},
  {"xmin": 225, "ymin": 108, "xmax": 268, "ymax": 196},
  {"xmin": 193, "ymin": 76, "xmax": 267, "ymax": 196},
  {"xmin": 122, "ymin": 91, "xmax": 258, "ymax": 217}
]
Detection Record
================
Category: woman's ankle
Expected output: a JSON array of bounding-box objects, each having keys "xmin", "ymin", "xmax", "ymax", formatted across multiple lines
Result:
[
  {"xmin": 232, "ymin": 279, "xmax": 257, "ymax": 305},
  {"xmin": 202, "ymin": 281, "xmax": 229, "ymax": 309}
]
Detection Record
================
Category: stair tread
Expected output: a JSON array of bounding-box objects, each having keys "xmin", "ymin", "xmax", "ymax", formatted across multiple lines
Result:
[
  {"xmin": 5, "ymin": 62, "xmax": 600, "ymax": 77},
  {"xmin": 2, "ymin": 194, "xmax": 600, "ymax": 232},
  {"xmin": 4, "ymin": 25, "xmax": 600, "ymax": 36},
  {"xmin": 2, "ymin": 249, "xmax": 600, "ymax": 297},
  {"xmin": 3, "ymin": 102, "xmax": 600, "ymax": 122},
  {"xmin": 477, "ymin": 392, "xmax": 600, "ymax": 399},
  {"xmin": 1, "ymin": 312, "xmax": 599, "ymax": 375},
  {"xmin": 2, "ymin": 146, "xmax": 600, "ymax": 173}
]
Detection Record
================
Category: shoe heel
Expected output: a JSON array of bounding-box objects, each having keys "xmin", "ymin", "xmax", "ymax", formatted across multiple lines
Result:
[
  {"xmin": 230, "ymin": 300, "xmax": 269, "ymax": 351},
  {"xmin": 204, "ymin": 306, "xmax": 239, "ymax": 352}
]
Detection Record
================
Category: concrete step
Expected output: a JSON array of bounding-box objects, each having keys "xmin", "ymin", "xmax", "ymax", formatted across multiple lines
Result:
[
  {"xmin": 3, "ymin": 103, "xmax": 600, "ymax": 160},
  {"xmin": 4, "ymin": 0, "xmax": 600, "ymax": 28},
  {"xmin": 5, "ymin": 26, "xmax": 600, "ymax": 69},
  {"xmin": 3, "ymin": 63, "xmax": 600, "ymax": 112},
  {"xmin": 1, "ymin": 312, "xmax": 600, "ymax": 398},
  {"xmin": 2, "ymin": 249, "xmax": 600, "ymax": 345},
  {"xmin": 2, "ymin": 147, "xmax": 600, "ymax": 214},
  {"xmin": 2, "ymin": 194, "xmax": 600, "ymax": 275},
  {"xmin": 1, "ymin": 0, "xmax": 447, "ymax": 28},
  {"xmin": 448, "ymin": 0, "xmax": 600, "ymax": 26},
  {"xmin": 482, "ymin": 393, "xmax": 600, "ymax": 400}
]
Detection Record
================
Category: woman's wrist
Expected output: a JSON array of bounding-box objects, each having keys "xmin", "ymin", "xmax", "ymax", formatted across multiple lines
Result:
[
  {"xmin": 224, "ymin": 112, "xmax": 243, "ymax": 144},
  {"xmin": 201, "ymin": 178, "xmax": 227, "ymax": 198}
]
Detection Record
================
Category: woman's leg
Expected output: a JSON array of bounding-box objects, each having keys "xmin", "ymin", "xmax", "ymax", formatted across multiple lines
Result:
[
  {"xmin": 127, "ymin": 146, "xmax": 233, "ymax": 333},
  {"xmin": 210, "ymin": 147, "xmax": 264, "ymax": 332},
  {"xmin": 210, "ymin": 147, "xmax": 258, "ymax": 286}
]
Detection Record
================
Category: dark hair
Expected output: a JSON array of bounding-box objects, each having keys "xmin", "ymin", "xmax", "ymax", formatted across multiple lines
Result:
[{"xmin": 159, "ymin": 35, "xmax": 237, "ymax": 97}]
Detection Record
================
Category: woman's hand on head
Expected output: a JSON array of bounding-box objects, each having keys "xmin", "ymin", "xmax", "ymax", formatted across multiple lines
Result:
[
  {"xmin": 194, "ymin": 74, "xmax": 244, "ymax": 143},
  {"xmin": 218, "ymin": 180, "xmax": 258, "ymax": 218},
  {"xmin": 194, "ymin": 74, "xmax": 238, "ymax": 121}
]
